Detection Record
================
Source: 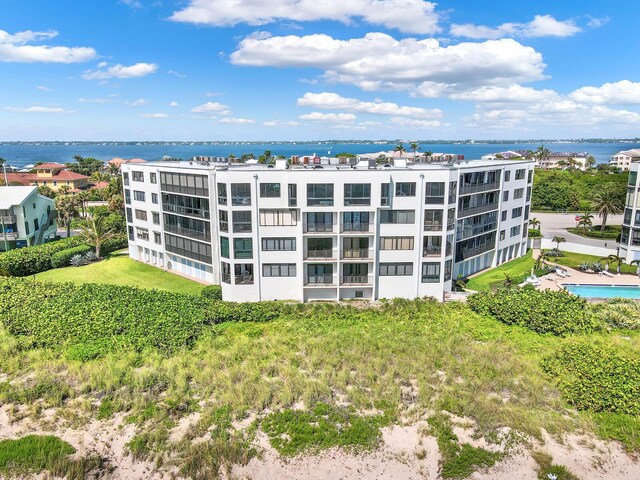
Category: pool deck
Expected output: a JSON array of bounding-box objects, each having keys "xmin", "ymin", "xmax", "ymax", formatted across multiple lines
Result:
[{"xmin": 533, "ymin": 265, "xmax": 640, "ymax": 292}]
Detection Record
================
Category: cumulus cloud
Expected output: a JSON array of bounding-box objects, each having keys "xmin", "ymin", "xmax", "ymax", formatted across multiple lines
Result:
[
  {"xmin": 231, "ymin": 33, "xmax": 545, "ymax": 96},
  {"xmin": 36, "ymin": 85, "xmax": 52, "ymax": 91},
  {"xmin": 297, "ymin": 92, "xmax": 441, "ymax": 118},
  {"xmin": 218, "ymin": 117, "xmax": 255, "ymax": 124},
  {"xmin": 169, "ymin": 101, "xmax": 179, "ymax": 107},
  {"xmin": 170, "ymin": 0, "xmax": 440, "ymax": 34},
  {"xmin": 389, "ymin": 117, "xmax": 441, "ymax": 128},
  {"xmin": 4, "ymin": 106, "xmax": 71, "ymax": 113},
  {"xmin": 450, "ymin": 84, "xmax": 560, "ymax": 103},
  {"xmin": 299, "ymin": 112, "xmax": 357, "ymax": 122},
  {"xmin": 139, "ymin": 113, "xmax": 169, "ymax": 118},
  {"xmin": 191, "ymin": 101, "xmax": 230, "ymax": 113},
  {"xmin": 263, "ymin": 120, "xmax": 299, "ymax": 126},
  {"xmin": 569, "ymin": 80, "xmax": 640, "ymax": 105},
  {"xmin": 82, "ymin": 62, "xmax": 158, "ymax": 80},
  {"xmin": 451, "ymin": 15, "xmax": 581, "ymax": 39},
  {"xmin": 0, "ymin": 29, "xmax": 96, "ymax": 63},
  {"xmin": 126, "ymin": 98, "xmax": 148, "ymax": 107}
]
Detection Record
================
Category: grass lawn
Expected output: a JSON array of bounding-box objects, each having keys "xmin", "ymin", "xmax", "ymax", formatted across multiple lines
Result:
[
  {"xmin": 35, "ymin": 252, "xmax": 206, "ymax": 295},
  {"xmin": 466, "ymin": 250, "xmax": 535, "ymax": 291},
  {"xmin": 566, "ymin": 225, "xmax": 621, "ymax": 240},
  {"xmin": 546, "ymin": 250, "xmax": 636, "ymax": 275}
]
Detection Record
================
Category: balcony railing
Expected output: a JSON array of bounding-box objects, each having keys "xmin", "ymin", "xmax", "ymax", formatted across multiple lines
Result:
[
  {"xmin": 305, "ymin": 223, "xmax": 335, "ymax": 233},
  {"xmin": 344, "ymin": 197, "xmax": 371, "ymax": 206},
  {"xmin": 455, "ymin": 242, "xmax": 495, "ymax": 261},
  {"xmin": 231, "ymin": 196, "xmax": 251, "ymax": 206},
  {"xmin": 459, "ymin": 181, "xmax": 500, "ymax": 195},
  {"xmin": 235, "ymin": 274, "xmax": 254, "ymax": 285},
  {"xmin": 341, "ymin": 222, "xmax": 373, "ymax": 233},
  {"xmin": 341, "ymin": 275, "xmax": 373, "ymax": 285},
  {"xmin": 163, "ymin": 224, "xmax": 211, "ymax": 242},
  {"xmin": 1, "ymin": 232, "xmax": 18, "ymax": 240},
  {"xmin": 305, "ymin": 275, "xmax": 334, "ymax": 285},
  {"xmin": 424, "ymin": 222, "xmax": 443, "ymax": 231},
  {"xmin": 0, "ymin": 215, "xmax": 17, "ymax": 224},
  {"xmin": 458, "ymin": 202, "xmax": 499, "ymax": 218},
  {"xmin": 341, "ymin": 249, "xmax": 371, "ymax": 259},
  {"xmin": 305, "ymin": 249, "xmax": 334, "ymax": 259},
  {"xmin": 232, "ymin": 223, "xmax": 252, "ymax": 233},
  {"xmin": 423, "ymin": 246, "xmax": 442, "ymax": 257}
]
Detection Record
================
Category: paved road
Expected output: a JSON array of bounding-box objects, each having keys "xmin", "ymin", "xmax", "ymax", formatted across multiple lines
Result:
[{"xmin": 533, "ymin": 212, "xmax": 623, "ymax": 248}]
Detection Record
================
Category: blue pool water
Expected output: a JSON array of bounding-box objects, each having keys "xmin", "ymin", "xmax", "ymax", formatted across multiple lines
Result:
[{"xmin": 563, "ymin": 284, "xmax": 640, "ymax": 299}]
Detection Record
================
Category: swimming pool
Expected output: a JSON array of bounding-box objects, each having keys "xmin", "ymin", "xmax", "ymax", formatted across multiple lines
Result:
[{"xmin": 563, "ymin": 284, "xmax": 640, "ymax": 299}]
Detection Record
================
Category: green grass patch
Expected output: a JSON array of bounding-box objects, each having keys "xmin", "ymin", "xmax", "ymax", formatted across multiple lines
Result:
[
  {"xmin": 566, "ymin": 224, "xmax": 621, "ymax": 240},
  {"xmin": 531, "ymin": 450, "xmax": 579, "ymax": 480},
  {"xmin": 466, "ymin": 251, "xmax": 535, "ymax": 291},
  {"xmin": 547, "ymin": 250, "xmax": 636, "ymax": 274},
  {"xmin": 35, "ymin": 253, "xmax": 206, "ymax": 295},
  {"xmin": 591, "ymin": 412, "xmax": 640, "ymax": 452}
]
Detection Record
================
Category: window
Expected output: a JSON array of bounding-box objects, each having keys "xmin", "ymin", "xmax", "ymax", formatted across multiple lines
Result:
[
  {"xmin": 380, "ymin": 209, "xmax": 415, "ymax": 224},
  {"xmin": 160, "ymin": 172, "xmax": 209, "ymax": 196},
  {"xmin": 514, "ymin": 188, "xmax": 524, "ymax": 200},
  {"xmin": 379, "ymin": 262, "xmax": 413, "ymax": 276},
  {"xmin": 135, "ymin": 209, "xmax": 147, "ymax": 221},
  {"xmin": 503, "ymin": 191, "xmax": 509, "ymax": 202},
  {"xmin": 425, "ymin": 182, "xmax": 445, "ymax": 204},
  {"xmin": 342, "ymin": 211, "xmax": 370, "ymax": 232},
  {"xmin": 234, "ymin": 238, "xmax": 253, "ymax": 259},
  {"xmin": 307, "ymin": 183, "xmax": 334, "ymax": 206},
  {"xmin": 232, "ymin": 211, "xmax": 252, "ymax": 233},
  {"xmin": 163, "ymin": 213, "xmax": 211, "ymax": 241},
  {"xmin": 123, "ymin": 172, "xmax": 129, "ymax": 186},
  {"xmin": 235, "ymin": 264, "xmax": 254, "ymax": 284},
  {"xmin": 152, "ymin": 212, "xmax": 160, "ymax": 225},
  {"xmin": 136, "ymin": 227, "xmax": 149, "ymax": 241},
  {"xmin": 447, "ymin": 208, "xmax": 455, "ymax": 231},
  {"xmin": 423, "ymin": 236, "xmax": 442, "ymax": 256},
  {"xmin": 421, "ymin": 262, "xmax": 441, "ymax": 283},
  {"xmin": 500, "ymin": 230, "xmax": 505, "ymax": 241},
  {"xmin": 24, "ymin": 222, "xmax": 29, "ymax": 235},
  {"xmin": 154, "ymin": 232, "xmax": 162, "ymax": 244},
  {"xmin": 262, "ymin": 238, "xmax": 296, "ymax": 251},
  {"xmin": 259, "ymin": 209, "xmax": 298, "ymax": 226},
  {"xmin": 221, "ymin": 261, "xmax": 231, "ymax": 284},
  {"xmin": 344, "ymin": 183, "xmax": 371, "ymax": 206},
  {"xmin": 423, "ymin": 210, "xmax": 443, "ymax": 231},
  {"xmin": 231, "ymin": 183, "xmax": 251, "ymax": 205},
  {"xmin": 288, "ymin": 184, "xmax": 297, "ymax": 207},
  {"xmin": 217, "ymin": 184, "xmax": 227, "ymax": 205},
  {"xmin": 510, "ymin": 225, "xmax": 521, "ymax": 237},
  {"xmin": 504, "ymin": 171, "xmax": 511, "ymax": 182},
  {"xmin": 132, "ymin": 171, "xmax": 144, "ymax": 182},
  {"xmin": 165, "ymin": 233, "xmax": 212, "ymax": 263},
  {"xmin": 444, "ymin": 260, "xmax": 452, "ymax": 281},
  {"xmin": 162, "ymin": 193, "xmax": 210, "ymax": 219},
  {"xmin": 381, "ymin": 183, "xmax": 390, "ymax": 206},
  {"xmin": 260, "ymin": 183, "xmax": 281, "ymax": 198},
  {"xmin": 133, "ymin": 190, "xmax": 145, "ymax": 202},
  {"xmin": 515, "ymin": 169, "xmax": 526, "ymax": 180},
  {"xmin": 149, "ymin": 172, "xmax": 157, "ymax": 184},
  {"xmin": 395, "ymin": 182, "xmax": 416, "ymax": 197},
  {"xmin": 306, "ymin": 212, "xmax": 333, "ymax": 232},
  {"xmin": 219, "ymin": 210, "xmax": 228, "ymax": 232},
  {"xmin": 512, "ymin": 207, "xmax": 522, "ymax": 219},
  {"xmin": 501, "ymin": 210, "xmax": 507, "ymax": 221},
  {"xmin": 380, "ymin": 237, "xmax": 414, "ymax": 250},
  {"xmin": 220, "ymin": 236, "xmax": 230, "ymax": 258},
  {"xmin": 629, "ymin": 171, "xmax": 638, "ymax": 186},
  {"xmin": 306, "ymin": 264, "xmax": 333, "ymax": 284},
  {"xmin": 448, "ymin": 181, "xmax": 457, "ymax": 204},
  {"xmin": 263, "ymin": 264, "xmax": 296, "ymax": 277},
  {"xmin": 34, "ymin": 218, "xmax": 39, "ymax": 231},
  {"xmin": 126, "ymin": 208, "xmax": 133, "ymax": 223},
  {"xmin": 128, "ymin": 225, "xmax": 134, "ymax": 241},
  {"xmin": 528, "ymin": 170, "xmax": 533, "ymax": 183},
  {"xmin": 125, "ymin": 189, "xmax": 131, "ymax": 204}
]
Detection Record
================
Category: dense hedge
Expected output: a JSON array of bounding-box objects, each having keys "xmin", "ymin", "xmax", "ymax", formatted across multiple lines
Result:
[
  {"xmin": 201, "ymin": 285, "xmax": 222, "ymax": 300},
  {"xmin": 50, "ymin": 246, "xmax": 93, "ymax": 268},
  {"xmin": 101, "ymin": 235, "xmax": 128, "ymax": 255},
  {"xmin": 0, "ymin": 278, "xmax": 284, "ymax": 357},
  {"xmin": 542, "ymin": 342, "xmax": 640, "ymax": 415},
  {"xmin": 467, "ymin": 288, "xmax": 601, "ymax": 336},
  {"xmin": 0, "ymin": 237, "xmax": 85, "ymax": 276},
  {"xmin": 592, "ymin": 299, "xmax": 640, "ymax": 330}
]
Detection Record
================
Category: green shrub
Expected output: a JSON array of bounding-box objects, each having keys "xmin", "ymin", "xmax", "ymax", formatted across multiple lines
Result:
[
  {"xmin": 0, "ymin": 237, "xmax": 85, "ymax": 276},
  {"xmin": 201, "ymin": 284, "xmax": 222, "ymax": 300},
  {"xmin": 0, "ymin": 435, "xmax": 75, "ymax": 476},
  {"xmin": 468, "ymin": 288, "xmax": 601, "ymax": 336},
  {"xmin": 50, "ymin": 245, "xmax": 92, "ymax": 268},
  {"xmin": 101, "ymin": 234, "xmax": 128, "ymax": 255},
  {"xmin": 592, "ymin": 299, "xmax": 640, "ymax": 330},
  {"xmin": 542, "ymin": 342, "xmax": 640, "ymax": 415}
]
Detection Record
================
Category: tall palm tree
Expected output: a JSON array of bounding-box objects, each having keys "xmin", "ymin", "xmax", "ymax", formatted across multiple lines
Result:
[
  {"xmin": 55, "ymin": 195, "xmax": 78, "ymax": 238},
  {"xmin": 630, "ymin": 259, "xmax": 640, "ymax": 277},
  {"xmin": 410, "ymin": 142, "xmax": 420, "ymax": 158},
  {"xmin": 600, "ymin": 254, "xmax": 625, "ymax": 274},
  {"xmin": 552, "ymin": 236, "xmax": 566, "ymax": 252},
  {"xmin": 394, "ymin": 143, "xmax": 406, "ymax": 157},
  {"xmin": 585, "ymin": 155, "xmax": 596, "ymax": 170},
  {"xmin": 528, "ymin": 217, "xmax": 541, "ymax": 231},
  {"xmin": 577, "ymin": 212, "xmax": 594, "ymax": 234},
  {"xmin": 592, "ymin": 189, "xmax": 624, "ymax": 232},
  {"xmin": 534, "ymin": 145, "xmax": 551, "ymax": 169},
  {"xmin": 79, "ymin": 215, "xmax": 118, "ymax": 258},
  {"xmin": 76, "ymin": 190, "xmax": 90, "ymax": 218}
]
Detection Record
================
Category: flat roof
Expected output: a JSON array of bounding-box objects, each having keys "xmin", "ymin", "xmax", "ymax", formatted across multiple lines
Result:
[{"xmin": 0, "ymin": 186, "xmax": 37, "ymax": 209}]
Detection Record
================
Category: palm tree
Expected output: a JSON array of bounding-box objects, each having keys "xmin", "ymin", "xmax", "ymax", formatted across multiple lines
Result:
[
  {"xmin": 592, "ymin": 189, "xmax": 624, "ymax": 232},
  {"xmin": 585, "ymin": 155, "xmax": 596, "ymax": 169},
  {"xmin": 79, "ymin": 215, "xmax": 118, "ymax": 258},
  {"xmin": 600, "ymin": 254, "xmax": 625, "ymax": 274},
  {"xmin": 535, "ymin": 250, "xmax": 550, "ymax": 270},
  {"xmin": 552, "ymin": 236, "xmax": 566, "ymax": 252},
  {"xmin": 76, "ymin": 190, "xmax": 90, "ymax": 218},
  {"xmin": 534, "ymin": 144, "xmax": 551, "ymax": 169},
  {"xmin": 410, "ymin": 142, "xmax": 420, "ymax": 158},
  {"xmin": 529, "ymin": 217, "xmax": 541, "ymax": 231},
  {"xmin": 58, "ymin": 185, "xmax": 71, "ymax": 196},
  {"xmin": 394, "ymin": 143, "xmax": 406, "ymax": 157},
  {"xmin": 55, "ymin": 195, "xmax": 78, "ymax": 238},
  {"xmin": 578, "ymin": 212, "xmax": 594, "ymax": 234},
  {"xmin": 630, "ymin": 259, "xmax": 640, "ymax": 277}
]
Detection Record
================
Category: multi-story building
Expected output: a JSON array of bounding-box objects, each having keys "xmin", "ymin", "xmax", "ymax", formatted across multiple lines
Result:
[
  {"xmin": 122, "ymin": 158, "xmax": 534, "ymax": 302},
  {"xmin": 610, "ymin": 149, "xmax": 640, "ymax": 172},
  {"xmin": 0, "ymin": 186, "xmax": 57, "ymax": 251},
  {"xmin": 6, "ymin": 162, "xmax": 90, "ymax": 192},
  {"xmin": 620, "ymin": 162, "xmax": 640, "ymax": 263}
]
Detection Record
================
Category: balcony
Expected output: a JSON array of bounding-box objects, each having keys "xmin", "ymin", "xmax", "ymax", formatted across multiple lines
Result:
[
  {"xmin": 231, "ymin": 196, "xmax": 251, "ymax": 206},
  {"xmin": 458, "ymin": 181, "xmax": 500, "ymax": 195},
  {"xmin": 341, "ymin": 249, "xmax": 371, "ymax": 259},
  {"xmin": 0, "ymin": 214, "xmax": 17, "ymax": 224},
  {"xmin": 1, "ymin": 232, "xmax": 18, "ymax": 240},
  {"xmin": 305, "ymin": 223, "xmax": 335, "ymax": 233},
  {"xmin": 455, "ymin": 242, "xmax": 495, "ymax": 261},
  {"xmin": 458, "ymin": 202, "xmax": 499, "ymax": 218},
  {"xmin": 163, "ymin": 224, "xmax": 211, "ymax": 242},
  {"xmin": 305, "ymin": 275, "xmax": 335, "ymax": 285},
  {"xmin": 423, "ymin": 246, "xmax": 442, "ymax": 257},
  {"xmin": 235, "ymin": 274, "xmax": 254, "ymax": 285},
  {"xmin": 341, "ymin": 222, "xmax": 373, "ymax": 233},
  {"xmin": 305, "ymin": 249, "xmax": 334, "ymax": 259},
  {"xmin": 341, "ymin": 275, "xmax": 373, "ymax": 285},
  {"xmin": 344, "ymin": 198, "xmax": 371, "ymax": 206},
  {"xmin": 423, "ymin": 222, "xmax": 443, "ymax": 232}
]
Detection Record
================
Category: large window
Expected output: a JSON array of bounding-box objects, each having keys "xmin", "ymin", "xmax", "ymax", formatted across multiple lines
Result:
[
  {"xmin": 160, "ymin": 172, "xmax": 209, "ymax": 197},
  {"xmin": 165, "ymin": 233, "xmax": 212, "ymax": 263},
  {"xmin": 220, "ymin": 236, "xmax": 230, "ymax": 258},
  {"xmin": 135, "ymin": 209, "xmax": 147, "ymax": 221},
  {"xmin": 219, "ymin": 210, "xmax": 228, "ymax": 232},
  {"xmin": 380, "ymin": 209, "xmax": 415, "ymax": 224},
  {"xmin": 259, "ymin": 209, "xmax": 298, "ymax": 226},
  {"xmin": 423, "ymin": 236, "xmax": 442, "ymax": 256},
  {"xmin": 133, "ymin": 190, "xmax": 145, "ymax": 202},
  {"xmin": 163, "ymin": 213, "xmax": 211, "ymax": 241},
  {"xmin": 344, "ymin": 183, "xmax": 371, "ymax": 206},
  {"xmin": 395, "ymin": 182, "xmax": 416, "ymax": 197},
  {"xmin": 221, "ymin": 261, "xmax": 231, "ymax": 283},
  {"xmin": 514, "ymin": 188, "xmax": 524, "ymax": 200},
  {"xmin": 306, "ymin": 212, "xmax": 333, "ymax": 232},
  {"xmin": 231, "ymin": 183, "xmax": 251, "ymax": 206},
  {"xmin": 234, "ymin": 238, "xmax": 253, "ymax": 259},
  {"xmin": 125, "ymin": 189, "xmax": 131, "ymax": 204},
  {"xmin": 424, "ymin": 210, "xmax": 443, "ymax": 231},
  {"xmin": 262, "ymin": 264, "xmax": 296, "ymax": 277},
  {"xmin": 232, "ymin": 210, "xmax": 252, "ymax": 233},
  {"xmin": 421, "ymin": 262, "xmax": 441, "ymax": 283},
  {"xmin": 510, "ymin": 225, "xmax": 521, "ymax": 237},
  {"xmin": 425, "ymin": 182, "xmax": 445, "ymax": 204},
  {"xmin": 132, "ymin": 171, "xmax": 144, "ymax": 182},
  {"xmin": 512, "ymin": 207, "xmax": 522, "ymax": 219},
  {"xmin": 515, "ymin": 169, "xmax": 526, "ymax": 180},
  {"xmin": 342, "ymin": 211, "xmax": 371, "ymax": 232},
  {"xmin": 136, "ymin": 227, "xmax": 149, "ymax": 241},
  {"xmin": 217, "ymin": 184, "xmax": 227, "ymax": 205},
  {"xmin": 260, "ymin": 183, "xmax": 281, "ymax": 198},
  {"xmin": 262, "ymin": 238, "xmax": 296, "ymax": 251},
  {"xmin": 162, "ymin": 193, "xmax": 210, "ymax": 219},
  {"xmin": 306, "ymin": 264, "xmax": 333, "ymax": 284},
  {"xmin": 381, "ymin": 183, "xmax": 390, "ymax": 206},
  {"xmin": 379, "ymin": 262, "xmax": 413, "ymax": 276},
  {"xmin": 235, "ymin": 264, "xmax": 254, "ymax": 284},
  {"xmin": 288, "ymin": 184, "xmax": 297, "ymax": 207},
  {"xmin": 380, "ymin": 236, "xmax": 414, "ymax": 250},
  {"xmin": 150, "ymin": 172, "xmax": 157, "ymax": 184},
  {"xmin": 307, "ymin": 183, "xmax": 334, "ymax": 206}
]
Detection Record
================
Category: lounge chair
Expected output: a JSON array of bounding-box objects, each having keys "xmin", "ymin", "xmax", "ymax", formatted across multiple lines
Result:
[
  {"xmin": 599, "ymin": 270, "xmax": 615, "ymax": 278},
  {"xmin": 524, "ymin": 276, "xmax": 541, "ymax": 286},
  {"xmin": 555, "ymin": 268, "xmax": 570, "ymax": 278}
]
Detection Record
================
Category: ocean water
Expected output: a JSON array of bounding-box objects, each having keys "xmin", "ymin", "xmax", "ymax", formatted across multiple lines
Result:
[{"xmin": 1, "ymin": 141, "xmax": 638, "ymax": 169}]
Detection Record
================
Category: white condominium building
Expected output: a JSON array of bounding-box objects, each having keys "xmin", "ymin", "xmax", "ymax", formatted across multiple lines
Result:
[
  {"xmin": 610, "ymin": 149, "xmax": 640, "ymax": 172},
  {"xmin": 122, "ymin": 158, "xmax": 534, "ymax": 302},
  {"xmin": 620, "ymin": 162, "xmax": 640, "ymax": 263}
]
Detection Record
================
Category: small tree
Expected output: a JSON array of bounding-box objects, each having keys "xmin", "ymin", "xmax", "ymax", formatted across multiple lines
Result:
[
  {"xmin": 528, "ymin": 217, "xmax": 541, "ymax": 231},
  {"xmin": 410, "ymin": 142, "xmax": 420, "ymax": 157},
  {"xmin": 394, "ymin": 143, "xmax": 406, "ymax": 156},
  {"xmin": 55, "ymin": 195, "xmax": 78, "ymax": 238},
  {"xmin": 79, "ymin": 215, "xmax": 118, "ymax": 258},
  {"xmin": 600, "ymin": 254, "xmax": 625, "ymax": 274},
  {"xmin": 552, "ymin": 236, "xmax": 566, "ymax": 252},
  {"xmin": 592, "ymin": 188, "xmax": 624, "ymax": 232}
]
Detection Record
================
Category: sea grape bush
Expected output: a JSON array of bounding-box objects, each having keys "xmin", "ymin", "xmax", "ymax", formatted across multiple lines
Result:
[
  {"xmin": 467, "ymin": 288, "xmax": 601, "ymax": 336},
  {"xmin": 50, "ymin": 246, "xmax": 92, "ymax": 268},
  {"xmin": 0, "ymin": 237, "xmax": 85, "ymax": 276},
  {"xmin": 542, "ymin": 342, "xmax": 640, "ymax": 415}
]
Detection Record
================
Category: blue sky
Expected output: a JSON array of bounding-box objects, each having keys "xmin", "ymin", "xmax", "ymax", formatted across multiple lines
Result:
[{"xmin": 0, "ymin": 0, "xmax": 639, "ymax": 140}]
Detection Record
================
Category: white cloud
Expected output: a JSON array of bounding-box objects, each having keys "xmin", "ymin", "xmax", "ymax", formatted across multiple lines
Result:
[
  {"xmin": 299, "ymin": 112, "xmax": 357, "ymax": 122},
  {"xmin": 389, "ymin": 117, "xmax": 441, "ymax": 128},
  {"xmin": 569, "ymin": 80, "xmax": 640, "ymax": 105},
  {"xmin": 36, "ymin": 85, "xmax": 52, "ymax": 91},
  {"xmin": 231, "ymin": 33, "xmax": 545, "ymax": 95},
  {"xmin": 126, "ymin": 98, "xmax": 148, "ymax": 107},
  {"xmin": 82, "ymin": 62, "xmax": 158, "ymax": 80},
  {"xmin": 0, "ymin": 29, "xmax": 96, "ymax": 63},
  {"xmin": 191, "ymin": 101, "xmax": 230, "ymax": 114},
  {"xmin": 167, "ymin": 69, "xmax": 186, "ymax": 77},
  {"xmin": 263, "ymin": 119, "xmax": 299, "ymax": 126},
  {"xmin": 120, "ymin": 0, "xmax": 142, "ymax": 8},
  {"xmin": 169, "ymin": 101, "xmax": 179, "ymax": 107},
  {"xmin": 139, "ymin": 113, "xmax": 169, "ymax": 118},
  {"xmin": 4, "ymin": 106, "xmax": 71, "ymax": 113},
  {"xmin": 450, "ymin": 84, "xmax": 560, "ymax": 103},
  {"xmin": 451, "ymin": 15, "xmax": 581, "ymax": 39},
  {"xmin": 78, "ymin": 97, "xmax": 113, "ymax": 103},
  {"xmin": 170, "ymin": 0, "xmax": 440, "ymax": 34},
  {"xmin": 297, "ymin": 92, "xmax": 441, "ymax": 118},
  {"xmin": 218, "ymin": 117, "xmax": 255, "ymax": 124}
]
